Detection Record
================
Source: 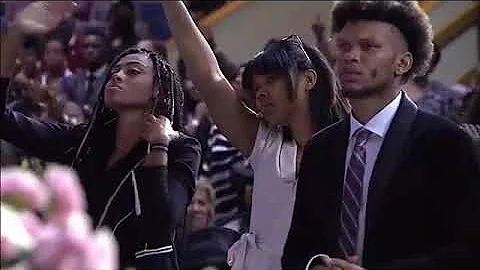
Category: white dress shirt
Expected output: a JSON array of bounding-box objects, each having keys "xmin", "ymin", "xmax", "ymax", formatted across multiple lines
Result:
[{"xmin": 343, "ymin": 92, "xmax": 402, "ymax": 263}]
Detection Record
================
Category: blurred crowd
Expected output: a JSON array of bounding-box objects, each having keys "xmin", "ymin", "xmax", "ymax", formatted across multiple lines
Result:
[
  {"xmin": 1, "ymin": 1, "xmax": 479, "ymax": 270},
  {"xmin": 1, "ymin": 1, "xmax": 249, "ymax": 269}
]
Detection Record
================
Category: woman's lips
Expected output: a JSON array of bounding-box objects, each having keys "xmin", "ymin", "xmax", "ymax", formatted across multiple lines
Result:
[{"xmin": 106, "ymin": 85, "xmax": 122, "ymax": 92}]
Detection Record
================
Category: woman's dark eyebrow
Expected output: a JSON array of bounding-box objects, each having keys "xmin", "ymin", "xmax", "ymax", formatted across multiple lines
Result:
[
  {"xmin": 114, "ymin": 60, "xmax": 149, "ymax": 69},
  {"xmin": 124, "ymin": 61, "xmax": 149, "ymax": 68}
]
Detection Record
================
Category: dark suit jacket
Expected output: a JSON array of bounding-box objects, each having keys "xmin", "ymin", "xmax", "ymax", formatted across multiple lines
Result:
[
  {"xmin": 282, "ymin": 94, "xmax": 480, "ymax": 269},
  {"xmin": 59, "ymin": 67, "xmax": 107, "ymax": 115}
]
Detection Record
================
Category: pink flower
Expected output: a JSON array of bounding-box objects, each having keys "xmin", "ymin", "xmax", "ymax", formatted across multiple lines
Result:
[
  {"xmin": 1, "ymin": 167, "xmax": 49, "ymax": 210},
  {"xmin": 2, "ymin": 165, "xmax": 118, "ymax": 270},
  {"xmin": 44, "ymin": 165, "xmax": 86, "ymax": 219},
  {"xmin": 1, "ymin": 204, "xmax": 35, "ymax": 261},
  {"xmin": 82, "ymin": 228, "xmax": 119, "ymax": 270},
  {"xmin": 19, "ymin": 211, "xmax": 44, "ymax": 239},
  {"xmin": 31, "ymin": 216, "xmax": 118, "ymax": 270},
  {"xmin": 59, "ymin": 211, "xmax": 92, "ymax": 251},
  {"xmin": 30, "ymin": 224, "xmax": 68, "ymax": 269}
]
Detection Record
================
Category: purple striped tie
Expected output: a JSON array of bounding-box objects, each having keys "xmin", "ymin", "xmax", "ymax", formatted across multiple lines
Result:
[{"xmin": 339, "ymin": 128, "xmax": 372, "ymax": 257}]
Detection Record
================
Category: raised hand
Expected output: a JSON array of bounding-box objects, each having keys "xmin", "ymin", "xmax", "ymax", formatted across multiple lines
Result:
[{"xmin": 14, "ymin": 1, "xmax": 78, "ymax": 35}]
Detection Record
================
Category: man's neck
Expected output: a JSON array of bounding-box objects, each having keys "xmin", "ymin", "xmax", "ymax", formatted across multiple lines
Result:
[
  {"xmin": 404, "ymin": 82, "xmax": 425, "ymax": 102},
  {"xmin": 350, "ymin": 88, "xmax": 401, "ymax": 124}
]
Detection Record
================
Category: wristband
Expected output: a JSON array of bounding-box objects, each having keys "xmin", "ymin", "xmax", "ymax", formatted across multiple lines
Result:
[{"xmin": 150, "ymin": 143, "xmax": 168, "ymax": 153}]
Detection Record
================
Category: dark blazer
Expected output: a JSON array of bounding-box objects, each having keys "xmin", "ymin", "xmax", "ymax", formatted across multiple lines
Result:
[
  {"xmin": 282, "ymin": 93, "xmax": 480, "ymax": 269},
  {"xmin": 59, "ymin": 67, "xmax": 107, "ymax": 116}
]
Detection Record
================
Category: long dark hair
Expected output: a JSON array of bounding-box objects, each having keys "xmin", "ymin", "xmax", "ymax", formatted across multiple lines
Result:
[
  {"xmin": 72, "ymin": 47, "xmax": 184, "ymax": 167},
  {"xmin": 242, "ymin": 35, "xmax": 348, "ymax": 135}
]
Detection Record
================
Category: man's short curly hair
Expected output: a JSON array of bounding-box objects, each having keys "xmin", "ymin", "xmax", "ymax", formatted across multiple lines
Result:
[{"xmin": 330, "ymin": 1, "xmax": 434, "ymax": 80}]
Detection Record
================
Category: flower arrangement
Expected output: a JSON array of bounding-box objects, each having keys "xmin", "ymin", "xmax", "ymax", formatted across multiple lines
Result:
[{"xmin": 1, "ymin": 165, "xmax": 118, "ymax": 270}]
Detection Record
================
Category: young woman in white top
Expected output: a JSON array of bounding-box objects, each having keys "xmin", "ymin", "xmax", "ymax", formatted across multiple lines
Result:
[{"xmin": 161, "ymin": 2, "xmax": 348, "ymax": 269}]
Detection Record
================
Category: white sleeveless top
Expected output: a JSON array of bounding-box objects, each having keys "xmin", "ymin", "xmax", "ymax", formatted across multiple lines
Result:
[{"xmin": 228, "ymin": 123, "xmax": 298, "ymax": 270}]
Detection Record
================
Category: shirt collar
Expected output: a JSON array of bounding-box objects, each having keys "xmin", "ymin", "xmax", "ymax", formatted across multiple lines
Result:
[{"xmin": 349, "ymin": 91, "xmax": 403, "ymax": 140}]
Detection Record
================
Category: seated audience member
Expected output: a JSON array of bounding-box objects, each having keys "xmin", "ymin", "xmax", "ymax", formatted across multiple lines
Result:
[
  {"xmin": 8, "ymin": 35, "xmax": 44, "ymax": 117},
  {"xmin": 187, "ymin": 180, "xmax": 217, "ymax": 233},
  {"xmin": 107, "ymin": 0, "xmax": 139, "ymax": 62},
  {"xmin": 60, "ymin": 25, "xmax": 109, "ymax": 118},
  {"xmin": 404, "ymin": 42, "xmax": 464, "ymax": 121},
  {"xmin": 42, "ymin": 36, "xmax": 73, "ymax": 84},
  {"xmin": 183, "ymin": 180, "xmax": 241, "ymax": 270},
  {"xmin": 37, "ymin": 35, "xmax": 74, "ymax": 120}
]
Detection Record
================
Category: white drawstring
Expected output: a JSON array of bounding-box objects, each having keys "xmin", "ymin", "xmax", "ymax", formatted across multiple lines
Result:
[
  {"xmin": 305, "ymin": 254, "xmax": 332, "ymax": 270},
  {"xmin": 96, "ymin": 170, "xmax": 131, "ymax": 229},
  {"xmin": 131, "ymin": 171, "xmax": 142, "ymax": 216},
  {"xmin": 97, "ymin": 158, "xmax": 144, "ymax": 229}
]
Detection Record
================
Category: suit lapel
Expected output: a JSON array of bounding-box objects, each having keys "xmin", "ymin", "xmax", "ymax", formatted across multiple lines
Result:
[
  {"xmin": 322, "ymin": 119, "xmax": 350, "ymax": 255},
  {"xmin": 365, "ymin": 93, "xmax": 418, "ymax": 237},
  {"xmin": 331, "ymin": 118, "xmax": 350, "ymax": 202}
]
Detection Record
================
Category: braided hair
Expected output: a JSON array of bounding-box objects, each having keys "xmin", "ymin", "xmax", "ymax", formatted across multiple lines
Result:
[{"xmin": 72, "ymin": 47, "xmax": 184, "ymax": 167}]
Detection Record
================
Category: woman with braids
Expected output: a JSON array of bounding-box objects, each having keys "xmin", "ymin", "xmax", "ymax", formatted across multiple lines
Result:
[
  {"xmin": 161, "ymin": 2, "xmax": 348, "ymax": 269},
  {"xmin": 1, "ymin": 2, "xmax": 201, "ymax": 269}
]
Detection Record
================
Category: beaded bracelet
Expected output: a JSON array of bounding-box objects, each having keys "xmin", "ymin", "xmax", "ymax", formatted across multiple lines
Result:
[{"xmin": 150, "ymin": 143, "xmax": 168, "ymax": 153}]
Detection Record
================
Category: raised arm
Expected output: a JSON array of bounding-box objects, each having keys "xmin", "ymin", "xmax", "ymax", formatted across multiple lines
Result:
[{"xmin": 161, "ymin": 1, "xmax": 258, "ymax": 156}]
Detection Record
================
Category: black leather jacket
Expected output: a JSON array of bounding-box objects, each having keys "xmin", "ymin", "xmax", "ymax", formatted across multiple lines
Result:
[{"xmin": 1, "ymin": 77, "xmax": 201, "ymax": 269}]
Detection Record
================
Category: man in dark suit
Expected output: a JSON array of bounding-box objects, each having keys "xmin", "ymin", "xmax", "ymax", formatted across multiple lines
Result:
[
  {"xmin": 282, "ymin": 1, "xmax": 480, "ymax": 269},
  {"xmin": 59, "ymin": 25, "xmax": 108, "ymax": 118}
]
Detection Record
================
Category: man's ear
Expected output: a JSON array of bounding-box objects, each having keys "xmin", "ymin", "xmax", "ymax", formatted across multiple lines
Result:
[
  {"xmin": 304, "ymin": 69, "xmax": 317, "ymax": 91},
  {"xmin": 395, "ymin": 51, "xmax": 413, "ymax": 77}
]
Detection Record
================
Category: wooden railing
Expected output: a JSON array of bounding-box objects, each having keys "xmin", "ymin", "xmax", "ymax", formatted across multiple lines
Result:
[
  {"xmin": 419, "ymin": 1, "xmax": 442, "ymax": 14},
  {"xmin": 166, "ymin": 1, "xmax": 249, "ymax": 47},
  {"xmin": 434, "ymin": 3, "xmax": 480, "ymax": 48},
  {"xmin": 419, "ymin": 1, "xmax": 479, "ymax": 84},
  {"xmin": 457, "ymin": 66, "xmax": 479, "ymax": 85},
  {"xmin": 199, "ymin": 1, "xmax": 250, "ymax": 27}
]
